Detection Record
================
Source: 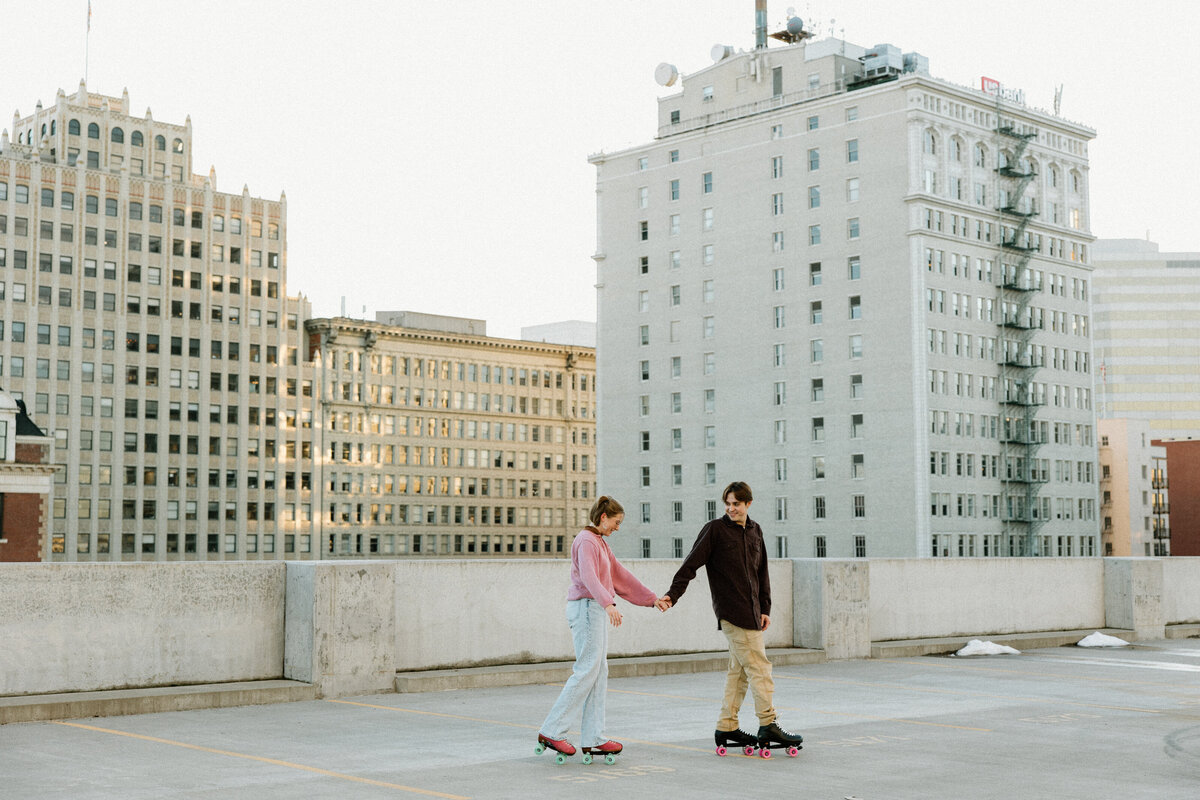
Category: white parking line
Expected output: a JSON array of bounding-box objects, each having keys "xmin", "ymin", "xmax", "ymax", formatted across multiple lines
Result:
[{"xmin": 1026, "ymin": 655, "xmax": 1200, "ymax": 673}]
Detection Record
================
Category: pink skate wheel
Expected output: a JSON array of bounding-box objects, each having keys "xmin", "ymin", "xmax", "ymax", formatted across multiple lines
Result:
[
  {"xmin": 787, "ymin": 746, "xmax": 799, "ymax": 757},
  {"xmin": 759, "ymin": 748, "xmax": 772, "ymax": 759},
  {"xmin": 743, "ymin": 745, "xmax": 756, "ymax": 756},
  {"xmin": 715, "ymin": 745, "xmax": 727, "ymax": 757}
]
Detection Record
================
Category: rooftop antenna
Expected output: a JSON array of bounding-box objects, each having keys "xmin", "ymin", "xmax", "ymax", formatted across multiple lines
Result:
[
  {"xmin": 1053, "ymin": 84, "xmax": 1063, "ymax": 116},
  {"xmin": 755, "ymin": 0, "xmax": 768, "ymax": 49},
  {"xmin": 85, "ymin": 0, "xmax": 92, "ymax": 84}
]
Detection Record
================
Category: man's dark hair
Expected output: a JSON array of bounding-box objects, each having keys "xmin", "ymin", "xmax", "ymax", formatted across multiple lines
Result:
[{"xmin": 722, "ymin": 481, "xmax": 753, "ymax": 504}]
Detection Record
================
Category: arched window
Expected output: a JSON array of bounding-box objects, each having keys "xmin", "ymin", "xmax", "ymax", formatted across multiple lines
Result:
[
  {"xmin": 50, "ymin": 120, "xmax": 56, "ymax": 135},
  {"xmin": 950, "ymin": 137, "xmax": 962, "ymax": 162},
  {"xmin": 923, "ymin": 129, "xmax": 937, "ymax": 155},
  {"xmin": 973, "ymin": 143, "xmax": 987, "ymax": 168},
  {"xmin": 40, "ymin": 124, "xmax": 47, "ymax": 139},
  {"xmin": 87, "ymin": 122, "xmax": 100, "ymax": 139},
  {"xmin": 155, "ymin": 134, "xmax": 166, "ymax": 151},
  {"xmin": 131, "ymin": 130, "xmax": 143, "ymax": 147},
  {"xmin": 68, "ymin": 119, "xmax": 80, "ymax": 135},
  {"xmin": 111, "ymin": 127, "xmax": 124, "ymax": 144},
  {"xmin": 172, "ymin": 138, "xmax": 184, "ymax": 154}
]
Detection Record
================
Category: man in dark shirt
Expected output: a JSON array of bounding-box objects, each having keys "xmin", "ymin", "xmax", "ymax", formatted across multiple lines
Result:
[{"xmin": 663, "ymin": 481, "xmax": 804, "ymax": 754}]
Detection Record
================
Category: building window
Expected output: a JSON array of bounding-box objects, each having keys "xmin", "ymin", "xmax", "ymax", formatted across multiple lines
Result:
[
  {"xmin": 702, "ymin": 172, "xmax": 713, "ymax": 193},
  {"xmin": 814, "ymin": 496, "xmax": 826, "ymax": 519},
  {"xmin": 847, "ymin": 139, "xmax": 859, "ymax": 163},
  {"xmin": 851, "ymin": 453, "xmax": 865, "ymax": 479}
]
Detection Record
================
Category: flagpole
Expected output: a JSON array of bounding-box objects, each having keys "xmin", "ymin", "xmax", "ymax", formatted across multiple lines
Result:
[{"xmin": 85, "ymin": 1, "xmax": 91, "ymax": 84}]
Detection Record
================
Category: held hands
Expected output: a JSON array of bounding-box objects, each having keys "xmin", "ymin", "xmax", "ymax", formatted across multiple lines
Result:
[
  {"xmin": 654, "ymin": 595, "xmax": 673, "ymax": 612},
  {"xmin": 607, "ymin": 604, "xmax": 623, "ymax": 627}
]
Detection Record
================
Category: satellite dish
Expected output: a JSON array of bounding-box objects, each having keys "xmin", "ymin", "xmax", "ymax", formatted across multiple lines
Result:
[
  {"xmin": 654, "ymin": 62, "xmax": 679, "ymax": 87},
  {"xmin": 786, "ymin": 16, "xmax": 805, "ymax": 35},
  {"xmin": 711, "ymin": 43, "xmax": 734, "ymax": 62}
]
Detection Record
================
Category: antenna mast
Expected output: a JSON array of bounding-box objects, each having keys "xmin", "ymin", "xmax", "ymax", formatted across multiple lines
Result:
[{"xmin": 755, "ymin": 0, "xmax": 768, "ymax": 49}]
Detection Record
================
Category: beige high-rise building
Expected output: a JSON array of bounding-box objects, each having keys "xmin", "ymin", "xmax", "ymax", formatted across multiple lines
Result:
[
  {"xmin": 1097, "ymin": 418, "xmax": 1168, "ymax": 556},
  {"xmin": 2, "ymin": 83, "xmax": 313, "ymax": 560},
  {"xmin": 591, "ymin": 22, "xmax": 1099, "ymax": 560},
  {"xmin": 1091, "ymin": 238, "xmax": 1200, "ymax": 439},
  {"xmin": 306, "ymin": 314, "xmax": 596, "ymax": 557},
  {"xmin": 2, "ymin": 84, "xmax": 601, "ymax": 562}
]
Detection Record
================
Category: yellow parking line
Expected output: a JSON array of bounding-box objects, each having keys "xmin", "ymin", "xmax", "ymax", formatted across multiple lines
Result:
[
  {"xmin": 49, "ymin": 720, "xmax": 469, "ymax": 799},
  {"xmin": 328, "ymin": 699, "xmax": 722, "ymax": 756},
  {"xmin": 328, "ymin": 698, "xmax": 536, "ymax": 729}
]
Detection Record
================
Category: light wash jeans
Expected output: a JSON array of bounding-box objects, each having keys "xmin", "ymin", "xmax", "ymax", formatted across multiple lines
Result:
[{"xmin": 539, "ymin": 598, "xmax": 608, "ymax": 747}]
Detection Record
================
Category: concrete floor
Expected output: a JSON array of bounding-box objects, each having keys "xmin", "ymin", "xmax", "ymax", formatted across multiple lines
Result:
[{"xmin": 4, "ymin": 639, "xmax": 1200, "ymax": 799}]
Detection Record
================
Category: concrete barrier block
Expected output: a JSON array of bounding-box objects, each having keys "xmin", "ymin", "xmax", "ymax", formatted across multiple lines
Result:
[
  {"xmin": 1104, "ymin": 558, "xmax": 1165, "ymax": 640},
  {"xmin": 285, "ymin": 561, "xmax": 396, "ymax": 697},
  {"xmin": 793, "ymin": 559, "xmax": 870, "ymax": 659}
]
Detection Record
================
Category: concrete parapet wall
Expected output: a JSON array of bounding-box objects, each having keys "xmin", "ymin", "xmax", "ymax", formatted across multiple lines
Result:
[
  {"xmin": 868, "ymin": 558, "xmax": 1106, "ymax": 641},
  {"xmin": 391, "ymin": 560, "xmax": 793, "ymax": 671},
  {"xmin": 0, "ymin": 563, "xmax": 285, "ymax": 696},
  {"xmin": 4, "ymin": 557, "xmax": 1200, "ymax": 704}
]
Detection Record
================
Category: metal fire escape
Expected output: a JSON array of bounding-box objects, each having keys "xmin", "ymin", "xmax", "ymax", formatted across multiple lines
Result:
[{"xmin": 994, "ymin": 116, "xmax": 1045, "ymax": 556}]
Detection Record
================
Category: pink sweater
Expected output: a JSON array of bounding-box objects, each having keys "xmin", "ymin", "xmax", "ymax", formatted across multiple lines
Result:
[{"xmin": 567, "ymin": 529, "xmax": 658, "ymax": 609}]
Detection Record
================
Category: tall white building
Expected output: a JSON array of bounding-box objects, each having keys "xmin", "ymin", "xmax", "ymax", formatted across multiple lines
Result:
[
  {"xmin": 591, "ymin": 21, "xmax": 1099, "ymax": 559},
  {"xmin": 1, "ymin": 83, "xmax": 313, "ymax": 560}
]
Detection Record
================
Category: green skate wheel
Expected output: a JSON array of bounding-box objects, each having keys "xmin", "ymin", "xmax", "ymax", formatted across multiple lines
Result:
[
  {"xmin": 581, "ymin": 753, "xmax": 593, "ymax": 765},
  {"xmin": 555, "ymin": 753, "xmax": 567, "ymax": 765},
  {"xmin": 535, "ymin": 743, "xmax": 545, "ymax": 755},
  {"xmin": 604, "ymin": 754, "xmax": 617, "ymax": 765}
]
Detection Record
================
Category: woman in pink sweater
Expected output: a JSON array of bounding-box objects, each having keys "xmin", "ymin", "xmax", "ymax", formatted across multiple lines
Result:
[{"xmin": 536, "ymin": 496, "xmax": 667, "ymax": 763}]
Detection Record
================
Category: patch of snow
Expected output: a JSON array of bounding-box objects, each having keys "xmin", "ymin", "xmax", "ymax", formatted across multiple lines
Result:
[
  {"xmin": 1077, "ymin": 631, "xmax": 1130, "ymax": 648},
  {"xmin": 954, "ymin": 639, "xmax": 1020, "ymax": 656}
]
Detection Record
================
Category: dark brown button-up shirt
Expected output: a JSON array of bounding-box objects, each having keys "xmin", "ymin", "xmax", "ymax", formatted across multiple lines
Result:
[{"xmin": 666, "ymin": 514, "xmax": 771, "ymax": 631}]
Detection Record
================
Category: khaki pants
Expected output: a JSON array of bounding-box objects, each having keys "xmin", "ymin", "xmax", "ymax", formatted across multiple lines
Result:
[{"xmin": 718, "ymin": 619, "xmax": 776, "ymax": 731}]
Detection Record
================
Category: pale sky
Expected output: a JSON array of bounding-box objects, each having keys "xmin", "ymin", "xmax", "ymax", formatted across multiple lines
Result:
[{"xmin": 3, "ymin": 0, "xmax": 1197, "ymax": 338}]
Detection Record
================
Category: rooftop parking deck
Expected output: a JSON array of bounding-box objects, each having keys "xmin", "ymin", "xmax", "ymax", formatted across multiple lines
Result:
[{"xmin": 4, "ymin": 638, "xmax": 1200, "ymax": 799}]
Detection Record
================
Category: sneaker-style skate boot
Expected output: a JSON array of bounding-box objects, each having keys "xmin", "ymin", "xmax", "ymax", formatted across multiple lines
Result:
[
  {"xmin": 535, "ymin": 733, "xmax": 576, "ymax": 764},
  {"xmin": 714, "ymin": 728, "xmax": 758, "ymax": 757},
  {"xmin": 755, "ymin": 721, "xmax": 804, "ymax": 758},
  {"xmin": 581, "ymin": 739, "xmax": 622, "ymax": 765}
]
